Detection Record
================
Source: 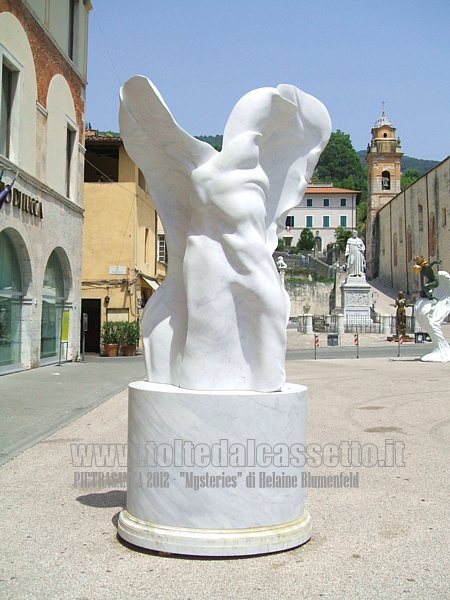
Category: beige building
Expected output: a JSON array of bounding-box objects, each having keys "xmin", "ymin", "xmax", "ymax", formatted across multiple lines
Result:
[
  {"xmin": 82, "ymin": 130, "xmax": 165, "ymax": 353},
  {"xmin": 280, "ymin": 183, "xmax": 360, "ymax": 252},
  {"xmin": 365, "ymin": 108, "xmax": 403, "ymax": 278},
  {"xmin": 376, "ymin": 156, "xmax": 450, "ymax": 295},
  {"xmin": 0, "ymin": 0, "xmax": 91, "ymax": 374}
]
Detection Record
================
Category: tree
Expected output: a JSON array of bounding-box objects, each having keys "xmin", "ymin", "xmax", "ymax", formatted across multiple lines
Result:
[
  {"xmin": 276, "ymin": 237, "xmax": 286, "ymax": 252},
  {"xmin": 297, "ymin": 228, "xmax": 315, "ymax": 251},
  {"xmin": 313, "ymin": 130, "xmax": 367, "ymax": 196},
  {"xmin": 334, "ymin": 226, "xmax": 353, "ymax": 252},
  {"xmin": 401, "ymin": 168, "xmax": 421, "ymax": 190}
]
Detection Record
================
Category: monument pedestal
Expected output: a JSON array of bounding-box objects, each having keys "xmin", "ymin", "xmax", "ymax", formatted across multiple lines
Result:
[
  {"xmin": 341, "ymin": 276, "xmax": 371, "ymax": 324},
  {"xmin": 118, "ymin": 381, "xmax": 311, "ymax": 556}
]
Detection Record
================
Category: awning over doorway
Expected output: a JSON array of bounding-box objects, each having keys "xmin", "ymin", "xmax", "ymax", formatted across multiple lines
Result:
[{"xmin": 141, "ymin": 276, "xmax": 159, "ymax": 291}]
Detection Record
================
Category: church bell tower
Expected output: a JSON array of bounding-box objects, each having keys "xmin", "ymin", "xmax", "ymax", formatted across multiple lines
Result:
[{"xmin": 365, "ymin": 105, "xmax": 403, "ymax": 278}]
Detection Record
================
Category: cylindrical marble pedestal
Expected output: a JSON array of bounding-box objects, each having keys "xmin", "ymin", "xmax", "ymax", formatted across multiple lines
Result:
[{"xmin": 118, "ymin": 381, "xmax": 311, "ymax": 556}]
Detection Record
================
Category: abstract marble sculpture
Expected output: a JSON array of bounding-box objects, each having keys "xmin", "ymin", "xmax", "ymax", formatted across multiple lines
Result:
[
  {"xmin": 414, "ymin": 270, "xmax": 450, "ymax": 362},
  {"xmin": 118, "ymin": 77, "xmax": 331, "ymax": 556},
  {"xmin": 119, "ymin": 77, "xmax": 331, "ymax": 392}
]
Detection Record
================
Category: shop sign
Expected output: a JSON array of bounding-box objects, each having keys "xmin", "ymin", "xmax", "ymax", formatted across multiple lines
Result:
[{"xmin": 0, "ymin": 182, "xmax": 43, "ymax": 219}]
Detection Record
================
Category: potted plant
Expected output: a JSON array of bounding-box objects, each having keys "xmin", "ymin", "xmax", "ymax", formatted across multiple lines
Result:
[
  {"xmin": 101, "ymin": 321, "xmax": 121, "ymax": 356},
  {"xmin": 120, "ymin": 320, "xmax": 141, "ymax": 356}
]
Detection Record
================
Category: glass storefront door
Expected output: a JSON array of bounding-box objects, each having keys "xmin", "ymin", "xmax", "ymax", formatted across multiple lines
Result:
[
  {"xmin": 40, "ymin": 251, "xmax": 65, "ymax": 361},
  {"xmin": 0, "ymin": 231, "xmax": 22, "ymax": 368}
]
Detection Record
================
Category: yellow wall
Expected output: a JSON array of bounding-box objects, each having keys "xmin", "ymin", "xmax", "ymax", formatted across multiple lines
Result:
[{"xmin": 82, "ymin": 146, "xmax": 159, "ymax": 334}]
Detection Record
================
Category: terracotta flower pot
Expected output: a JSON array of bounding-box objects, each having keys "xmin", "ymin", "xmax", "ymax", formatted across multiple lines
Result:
[
  {"xmin": 121, "ymin": 344, "xmax": 136, "ymax": 356},
  {"xmin": 104, "ymin": 343, "xmax": 119, "ymax": 357}
]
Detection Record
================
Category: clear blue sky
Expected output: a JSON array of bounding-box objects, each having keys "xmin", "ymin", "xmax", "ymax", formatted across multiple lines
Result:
[{"xmin": 86, "ymin": 0, "xmax": 449, "ymax": 162}]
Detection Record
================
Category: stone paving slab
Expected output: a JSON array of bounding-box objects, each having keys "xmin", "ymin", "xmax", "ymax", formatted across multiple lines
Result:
[
  {"xmin": 1, "ymin": 354, "xmax": 449, "ymax": 599},
  {"xmin": 0, "ymin": 356, "xmax": 146, "ymax": 466}
]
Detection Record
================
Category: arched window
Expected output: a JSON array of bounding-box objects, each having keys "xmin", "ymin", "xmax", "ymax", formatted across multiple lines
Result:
[
  {"xmin": 41, "ymin": 251, "xmax": 65, "ymax": 361},
  {"xmin": 0, "ymin": 231, "xmax": 22, "ymax": 368},
  {"xmin": 382, "ymin": 170, "xmax": 391, "ymax": 190},
  {"xmin": 314, "ymin": 232, "xmax": 322, "ymax": 251}
]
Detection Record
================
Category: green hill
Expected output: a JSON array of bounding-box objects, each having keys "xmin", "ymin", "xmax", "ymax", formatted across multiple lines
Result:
[{"xmin": 195, "ymin": 135, "xmax": 223, "ymax": 150}]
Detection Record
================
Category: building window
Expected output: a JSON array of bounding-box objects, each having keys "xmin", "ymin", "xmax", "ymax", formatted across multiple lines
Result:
[
  {"xmin": 1, "ymin": 61, "xmax": 19, "ymax": 160},
  {"xmin": 68, "ymin": 0, "xmax": 80, "ymax": 62},
  {"xmin": 138, "ymin": 169, "xmax": 146, "ymax": 191},
  {"xmin": 418, "ymin": 204, "xmax": 423, "ymax": 232},
  {"xmin": 0, "ymin": 232, "xmax": 22, "ymax": 368},
  {"xmin": 285, "ymin": 215, "xmax": 294, "ymax": 228},
  {"xmin": 429, "ymin": 213, "xmax": 436, "ymax": 256},
  {"xmin": 284, "ymin": 237, "xmax": 292, "ymax": 249},
  {"xmin": 145, "ymin": 228, "xmax": 150, "ymax": 264},
  {"xmin": 66, "ymin": 125, "xmax": 76, "ymax": 198},
  {"xmin": 442, "ymin": 207, "xmax": 447, "ymax": 227},
  {"xmin": 85, "ymin": 144, "xmax": 119, "ymax": 182},
  {"xmin": 382, "ymin": 170, "xmax": 391, "ymax": 190},
  {"xmin": 41, "ymin": 251, "xmax": 65, "ymax": 362},
  {"xmin": 323, "ymin": 198, "xmax": 330, "ymax": 207},
  {"xmin": 393, "ymin": 233, "xmax": 398, "ymax": 267},
  {"xmin": 306, "ymin": 215, "xmax": 313, "ymax": 228},
  {"xmin": 306, "ymin": 198, "xmax": 313, "ymax": 207},
  {"xmin": 406, "ymin": 225, "xmax": 412, "ymax": 262},
  {"xmin": 340, "ymin": 198, "xmax": 347, "ymax": 207},
  {"xmin": 340, "ymin": 215, "xmax": 347, "ymax": 227},
  {"xmin": 314, "ymin": 233, "xmax": 322, "ymax": 252},
  {"xmin": 158, "ymin": 234, "xmax": 167, "ymax": 264},
  {"xmin": 1, "ymin": 64, "xmax": 13, "ymax": 157},
  {"xmin": 399, "ymin": 217, "xmax": 403, "ymax": 243},
  {"xmin": 322, "ymin": 216, "xmax": 330, "ymax": 228}
]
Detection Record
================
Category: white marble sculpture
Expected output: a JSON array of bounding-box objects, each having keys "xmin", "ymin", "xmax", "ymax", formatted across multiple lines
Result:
[
  {"xmin": 345, "ymin": 230, "xmax": 365, "ymax": 278},
  {"xmin": 119, "ymin": 77, "xmax": 331, "ymax": 392},
  {"xmin": 415, "ymin": 271, "xmax": 450, "ymax": 362},
  {"xmin": 276, "ymin": 256, "xmax": 287, "ymax": 270}
]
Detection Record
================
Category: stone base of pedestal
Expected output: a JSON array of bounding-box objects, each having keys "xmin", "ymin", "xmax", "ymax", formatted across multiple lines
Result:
[
  {"xmin": 387, "ymin": 335, "xmax": 414, "ymax": 343},
  {"xmin": 118, "ymin": 510, "xmax": 312, "ymax": 556},
  {"xmin": 341, "ymin": 277, "xmax": 372, "ymax": 324},
  {"xmin": 118, "ymin": 381, "xmax": 310, "ymax": 556}
]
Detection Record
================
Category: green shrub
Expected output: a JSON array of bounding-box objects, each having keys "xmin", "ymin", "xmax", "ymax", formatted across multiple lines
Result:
[
  {"xmin": 122, "ymin": 321, "xmax": 141, "ymax": 345},
  {"xmin": 101, "ymin": 321, "xmax": 121, "ymax": 344}
]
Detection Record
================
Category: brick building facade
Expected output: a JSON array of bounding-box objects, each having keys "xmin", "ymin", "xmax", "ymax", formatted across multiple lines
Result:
[{"xmin": 0, "ymin": 0, "xmax": 91, "ymax": 373}]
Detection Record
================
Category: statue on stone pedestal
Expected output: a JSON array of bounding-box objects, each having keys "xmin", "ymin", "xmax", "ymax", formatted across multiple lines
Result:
[
  {"xmin": 119, "ymin": 77, "xmax": 331, "ymax": 392},
  {"xmin": 276, "ymin": 256, "xmax": 287, "ymax": 270},
  {"xmin": 345, "ymin": 230, "xmax": 365, "ymax": 277},
  {"xmin": 393, "ymin": 291, "xmax": 407, "ymax": 336}
]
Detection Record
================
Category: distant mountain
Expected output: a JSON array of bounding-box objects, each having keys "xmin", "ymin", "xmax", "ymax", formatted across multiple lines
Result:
[
  {"xmin": 357, "ymin": 150, "xmax": 439, "ymax": 175},
  {"xmin": 195, "ymin": 137, "xmax": 440, "ymax": 176}
]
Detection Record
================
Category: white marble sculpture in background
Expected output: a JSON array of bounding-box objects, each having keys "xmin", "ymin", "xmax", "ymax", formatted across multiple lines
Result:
[
  {"xmin": 119, "ymin": 77, "xmax": 331, "ymax": 391},
  {"xmin": 345, "ymin": 229, "xmax": 365, "ymax": 278},
  {"xmin": 415, "ymin": 270, "xmax": 450, "ymax": 362}
]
